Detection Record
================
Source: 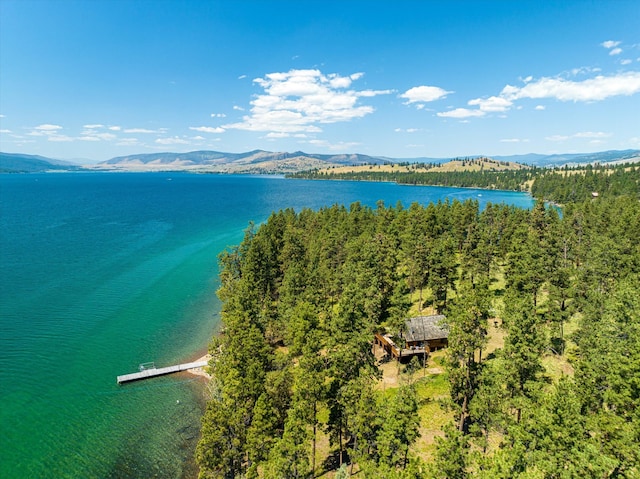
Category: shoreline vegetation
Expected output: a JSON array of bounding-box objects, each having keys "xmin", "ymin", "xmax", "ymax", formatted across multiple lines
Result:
[
  {"xmin": 195, "ymin": 162, "xmax": 640, "ymax": 477},
  {"xmin": 288, "ymin": 158, "xmax": 640, "ymax": 205},
  {"xmin": 187, "ymin": 354, "xmax": 212, "ymax": 380}
]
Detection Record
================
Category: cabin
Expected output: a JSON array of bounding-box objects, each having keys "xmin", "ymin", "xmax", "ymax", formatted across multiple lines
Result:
[
  {"xmin": 405, "ymin": 314, "xmax": 449, "ymax": 350},
  {"xmin": 374, "ymin": 314, "xmax": 449, "ymax": 363}
]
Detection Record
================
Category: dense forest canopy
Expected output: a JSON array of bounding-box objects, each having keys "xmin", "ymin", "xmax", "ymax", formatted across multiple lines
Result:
[{"xmin": 197, "ymin": 167, "xmax": 640, "ymax": 478}]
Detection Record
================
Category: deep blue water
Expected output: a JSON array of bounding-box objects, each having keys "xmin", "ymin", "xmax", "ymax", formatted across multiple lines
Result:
[{"xmin": 0, "ymin": 173, "xmax": 533, "ymax": 478}]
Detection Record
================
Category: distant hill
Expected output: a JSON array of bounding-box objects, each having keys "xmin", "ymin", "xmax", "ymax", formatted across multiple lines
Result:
[
  {"xmin": 308, "ymin": 157, "xmax": 528, "ymax": 176},
  {"xmin": 491, "ymin": 149, "xmax": 640, "ymax": 167},
  {"xmin": 0, "ymin": 152, "xmax": 81, "ymax": 173},
  {"xmin": 385, "ymin": 150, "xmax": 640, "ymax": 167},
  {"xmin": 95, "ymin": 150, "xmax": 391, "ymax": 173},
  {"xmin": 3, "ymin": 149, "xmax": 638, "ymax": 174}
]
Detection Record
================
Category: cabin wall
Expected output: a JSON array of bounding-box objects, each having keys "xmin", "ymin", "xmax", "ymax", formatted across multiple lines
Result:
[{"xmin": 407, "ymin": 338, "xmax": 448, "ymax": 350}]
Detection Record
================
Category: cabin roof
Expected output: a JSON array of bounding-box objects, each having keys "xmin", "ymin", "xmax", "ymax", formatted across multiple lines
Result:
[{"xmin": 405, "ymin": 315, "xmax": 448, "ymax": 342}]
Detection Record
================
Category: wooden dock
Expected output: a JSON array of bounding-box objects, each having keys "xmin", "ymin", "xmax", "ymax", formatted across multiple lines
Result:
[{"xmin": 117, "ymin": 360, "xmax": 208, "ymax": 384}]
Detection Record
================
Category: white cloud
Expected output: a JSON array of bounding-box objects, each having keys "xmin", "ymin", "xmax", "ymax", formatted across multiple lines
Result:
[
  {"xmin": 35, "ymin": 124, "xmax": 63, "ymax": 131},
  {"xmin": 500, "ymin": 138, "xmax": 529, "ymax": 143},
  {"xmin": 210, "ymin": 113, "xmax": 226, "ymax": 118},
  {"xmin": 81, "ymin": 132, "xmax": 117, "ymax": 141},
  {"xmin": 602, "ymin": 40, "xmax": 621, "ymax": 49},
  {"xmin": 156, "ymin": 137, "xmax": 189, "ymax": 145},
  {"xmin": 328, "ymin": 74, "xmax": 353, "ymax": 89},
  {"xmin": 108, "ymin": 126, "xmax": 121, "ymax": 131},
  {"xmin": 265, "ymin": 132, "xmax": 291, "ymax": 138},
  {"xmin": 546, "ymin": 131, "xmax": 611, "ymax": 141},
  {"xmin": 123, "ymin": 128, "xmax": 157, "ymax": 134},
  {"xmin": 191, "ymin": 135, "xmax": 206, "ymax": 140},
  {"xmin": 436, "ymin": 69, "xmax": 640, "ymax": 122},
  {"xmin": 189, "ymin": 126, "xmax": 225, "ymax": 134},
  {"xmin": 48, "ymin": 135, "xmax": 73, "ymax": 142},
  {"xmin": 83, "ymin": 124, "xmax": 104, "ymax": 129},
  {"xmin": 28, "ymin": 124, "xmax": 70, "ymax": 140},
  {"xmin": 400, "ymin": 85, "xmax": 452, "ymax": 106},
  {"xmin": 535, "ymin": 105, "xmax": 546, "ymax": 110},
  {"xmin": 546, "ymin": 135, "xmax": 570, "ymax": 142},
  {"xmin": 574, "ymin": 131, "xmax": 611, "ymax": 139},
  {"xmin": 0, "ymin": 129, "xmax": 12, "ymax": 133},
  {"xmin": 233, "ymin": 105, "xmax": 245, "ymax": 111},
  {"xmin": 602, "ymin": 41, "xmax": 628, "ymax": 59},
  {"xmin": 620, "ymin": 59, "xmax": 632, "ymax": 65},
  {"xmin": 570, "ymin": 66, "xmax": 602, "ymax": 77},
  {"xmin": 437, "ymin": 108, "xmax": 485, "ymax": 118},
  {"xmin": 468, "ymin": 95, "xmax": 513, "ymax": 112},
  {"xmin": 224, "ymin": 69, "xmax": 390, "ymax": 134},
  {"xmin": 307, "ymin": 139, "xmax": 360, "ymax": 151},
  {"xmin": 501, "ymin": 72, "xmax": 640, "ymax": 102},
  {"xmin": 358, "ymin": 89, "xmax": 394, "ymax": 97},
  {"xmin": 117, "ymin": 138, "xmax": 140, "ymax": 146},
  {"xmin": 238, "ymin": 75, "xmax": 247, "ymax": 80}
]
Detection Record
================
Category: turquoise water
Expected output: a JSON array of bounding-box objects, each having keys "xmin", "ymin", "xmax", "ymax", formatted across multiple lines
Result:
[{"xmin": 0, "ymin": 173, "xmax": 533, "ymax": 478}]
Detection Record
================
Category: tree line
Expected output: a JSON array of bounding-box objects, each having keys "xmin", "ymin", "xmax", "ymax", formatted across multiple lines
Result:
[
  {"xmin": 288, "ymin": 168, "xmax": 536, "ymax": 192},
  {"xmin": 197, "ymin": 190, "xmax": 640, "ymax": 477},
  {"xmin": 289, "ymin": 162, "xmax": 640, "ymax": 204},
  {"xmin": 531, "ymin": 163, "xmax": 640, "ymax": 203}
]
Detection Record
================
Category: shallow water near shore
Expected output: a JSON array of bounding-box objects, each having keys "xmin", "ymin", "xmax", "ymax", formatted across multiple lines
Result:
[{"xmin": 0, "ymin": 172, "xmax": 533, "ymax": 478}]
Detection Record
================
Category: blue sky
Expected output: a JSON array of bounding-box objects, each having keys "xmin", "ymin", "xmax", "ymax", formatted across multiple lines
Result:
[{"xmin": 1, "ymin": 0, "xmax": 639, "ymax": 162}]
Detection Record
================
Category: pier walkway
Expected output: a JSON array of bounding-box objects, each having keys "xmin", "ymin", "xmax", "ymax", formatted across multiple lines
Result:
[{"xmin": 117, "ymin": 360, "xmax": 208, "ymax": 384}]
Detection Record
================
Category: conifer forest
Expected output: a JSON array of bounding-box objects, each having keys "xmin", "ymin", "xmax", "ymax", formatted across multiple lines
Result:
[{"xmin": 197, "ymin": 166, "xmax": 640, "ymax": 478}]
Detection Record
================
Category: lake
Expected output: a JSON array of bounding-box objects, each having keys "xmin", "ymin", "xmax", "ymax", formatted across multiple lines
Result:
[{"xmin": 0, "ymin": 173, "xmax": 533, "ymax": 478}]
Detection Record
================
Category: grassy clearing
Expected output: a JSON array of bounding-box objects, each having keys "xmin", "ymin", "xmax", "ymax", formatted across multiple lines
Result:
[
  {"xmin": 407, "ymin": 288, "xmax": 438, "ymax": 317},
  {"xmin": 411, "ymin": 356, "xmax": 452, "ymax": 462},
  {"xmin": 374, "ymin": 347, "xmax": 452, "ymax": 464},
  {"xmin": 485, "ymin": 321, "xmax": 506, "ymax": 357}
]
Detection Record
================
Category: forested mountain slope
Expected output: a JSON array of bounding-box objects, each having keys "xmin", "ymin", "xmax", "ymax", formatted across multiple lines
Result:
[{"xmin": 291, "ymin": 160, "xmax": 640, "ymax": 204}]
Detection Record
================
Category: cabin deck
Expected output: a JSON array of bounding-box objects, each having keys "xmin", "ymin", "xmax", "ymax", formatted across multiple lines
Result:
[{"xmin": 374, "ymin": 333, "xmax": 428, "ymax": 362}]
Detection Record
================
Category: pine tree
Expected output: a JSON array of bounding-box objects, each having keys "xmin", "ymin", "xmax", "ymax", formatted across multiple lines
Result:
[
  {"xmin": 501, "ymin": 290, "xmax": 545, "ymax": 424},
  {"xmin": 446, "ymin": 280, "xmax": 491, "ymax": 433},
  {"xmin": 431, "ymin": 424, "xmax": 468, "ymax": 479},
  {"xmin": 376, "ymin": 385, "xmax": 421, "ymax": 470}
]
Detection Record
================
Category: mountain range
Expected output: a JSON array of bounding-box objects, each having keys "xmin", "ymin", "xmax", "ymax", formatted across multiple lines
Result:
[
  {"xmin": 0, "ymin": 152, "xmax": 83, "ymax": 173},
  {"xmin": 1, "ymin": 149, "xmax": 639, "ymax": 174},
  {"xmin": 96, "ymin": 150, "xmax": 390, "ymax": 173}
]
